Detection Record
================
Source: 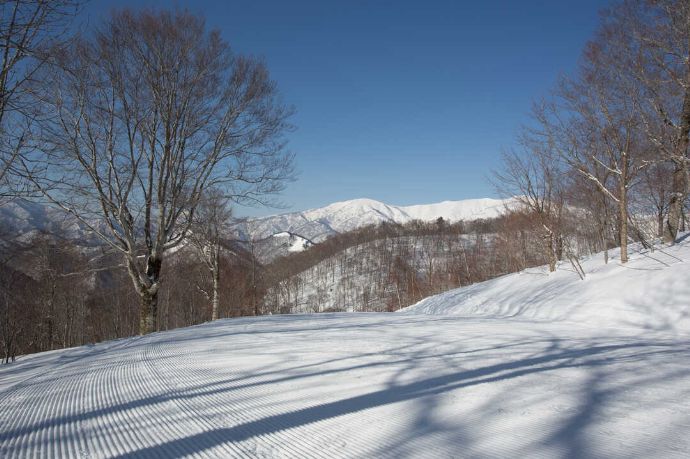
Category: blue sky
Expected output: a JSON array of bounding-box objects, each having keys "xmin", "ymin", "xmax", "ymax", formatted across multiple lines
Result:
[{"xmin": 83, "ymin": 0, "xmax": 612, "ymax": 217}]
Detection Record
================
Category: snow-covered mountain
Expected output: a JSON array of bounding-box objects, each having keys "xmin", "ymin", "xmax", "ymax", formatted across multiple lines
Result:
[
  {"xmin": 237, "ymin": 197, "xmax": 515, "ymax": 243},
  {"xmin": 0, "ymin": 199, "xmax": 102, "ymax": 246},
  {"xmin": 0, "ymin": 197, "xmax": 514, "ymax": 261}
]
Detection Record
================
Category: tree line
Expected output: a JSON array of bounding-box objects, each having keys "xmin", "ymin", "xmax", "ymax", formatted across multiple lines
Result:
[
  {"xmin": 0, "ymin": 2, "xmax": 294, "ymax": 348},
  {"xmin": 260, "ymin": 208, "xmax": 604, "ymax": 315},
  {"xmin": 494, "ymin": 0, "xmax": 690, "ymax": 271}
]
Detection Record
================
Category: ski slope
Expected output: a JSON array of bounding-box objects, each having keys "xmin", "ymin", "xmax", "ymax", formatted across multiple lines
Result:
[{"xmin": 1, "ymin": 239, "xmax": 689, "ymax": 458}]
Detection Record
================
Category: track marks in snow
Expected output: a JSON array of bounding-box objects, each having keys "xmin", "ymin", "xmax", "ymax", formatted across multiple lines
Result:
[{"xmin": 2, "ymin": 314, "xmax": 690, "ymax": 458}]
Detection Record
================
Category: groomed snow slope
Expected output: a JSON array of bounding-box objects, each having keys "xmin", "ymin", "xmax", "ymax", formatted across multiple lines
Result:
[{"xmin": 1, "ymin": 240, "xmax": 689, "ymax": 458}]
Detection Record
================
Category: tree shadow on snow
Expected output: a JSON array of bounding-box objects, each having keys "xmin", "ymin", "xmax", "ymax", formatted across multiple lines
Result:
[
  {"xmin": 99, "ymin": 338, "xmax": 690, "ymax": 458},
  {"xmin": 2, "ymin": 314, "xmax": 690, "ymax": 458}
]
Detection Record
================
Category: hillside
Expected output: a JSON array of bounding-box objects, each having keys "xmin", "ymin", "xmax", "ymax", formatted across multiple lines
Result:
[
  {"xmin": 1, "ymin": 237, "xmax": 689, "ymax": 458},
  {"xmin": 236, "ymin": 197, "xmax": 514, "ymax": 243},
  {"xmin": 402, "ymin": 235, "xmax": 690, "ymax": 334},
  {"xmin": 262, "ymin": 233, "xmax": 484, "ymax": 314},
  {"xmin": 1, "ymin": 197, "xmax": 513, "ymax": 263}
]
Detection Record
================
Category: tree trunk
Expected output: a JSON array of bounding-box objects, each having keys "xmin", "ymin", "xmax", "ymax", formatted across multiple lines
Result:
[
  {"xmin": 250, "ymin": 241, "xmax": 260, "ymax": 316},
  {"xmin": 665, "ymin": 55, "xmax": 690, "ymax": 244},
  {"xmin": 139, "ymin": 288, "xmax": 158, "ymax": 335},
  {"xmin": 556, "ymin": 235, "xmax": 564, "ymax": 261},
  {"xmin": 682, "ymin": 209, "xmax": 687, "ymax": 232},
  {"xmin": 664, "ymin": 162, "xmax": 687, "ymax": 243},
  {"xmin": 211, "ymin": 265, "xmax": 220, "ymax": 321},
  {"xmin": 619, "ymin": 172, "xmax": 629, "ymax": 264},
  {"xmin": 599, "ymin": 220, "xmax": 609, "ymax": 263},
  {"xmin": 544, "ymin": 227, "xmax": 557, "ymax": 272},
  {"xmin": 138, "ymin": 256, "xmax": 162, "ymax": 335},
  {"xmin": 598, "ymin": 209, "xmax": 609, "ymax": 264}
]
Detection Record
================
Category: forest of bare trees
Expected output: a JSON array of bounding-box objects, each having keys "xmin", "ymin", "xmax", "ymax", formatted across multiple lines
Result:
[
  {"xmin": 2, "ymin": 1, "xmax": 690, "ymax": 361},
  {"xmin": 1, "ymin": 3, "xmax": 293, "ymax": 360},
  {"xmin": 494, "ymin": 0, "xmax": 690, "ymax": 268}
]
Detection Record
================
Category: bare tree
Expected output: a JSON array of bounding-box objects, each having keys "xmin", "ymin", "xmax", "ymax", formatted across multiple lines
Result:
[
  {"xmin": 600, "ymin": 0, "xmax": 690, "ymax": 243},
  {"xmin": 25, "ymin": 10, "xmax": 294, "ymax": 334},
  {"xmin": 535, "ymin": 32, "xmax": 648, "ymax": 265},
  {"xmin": 0, "ymin": 233, "xmax": 32, "ymax": 363},
  {"xmin": 637, "ymin": 160, "xmax": 674, "ymax": 237},
  {"xmin": 568, "ymin": 167, "xmax": 615, "ymax": 263},
  {"xmin": 189, "ymin": 189, "xmax": 232, "ymax": 321},
  {"xmin": 493, "ymin": 135, "xmax": 565, "ymax": 272},
  {"xmin": 0, "ymin": 0, "xmax": 79, "ymax": 200}
]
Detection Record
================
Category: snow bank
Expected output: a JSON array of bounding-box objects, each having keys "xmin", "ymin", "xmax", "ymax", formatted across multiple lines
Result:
[{"xmin": 402, "ymin": 236, "xmax": 690, "ymax": 334}]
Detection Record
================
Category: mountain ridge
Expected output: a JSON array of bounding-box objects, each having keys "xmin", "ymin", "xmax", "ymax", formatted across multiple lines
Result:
[
  {"xmin": 237, "ymin": 197, "xmax": 515, "ymax": 243},
  {"xmin": 0, "ymin": 197, "xmax": 516, "ymax": 261}
]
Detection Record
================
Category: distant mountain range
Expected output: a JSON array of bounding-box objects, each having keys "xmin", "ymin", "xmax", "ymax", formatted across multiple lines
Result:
[
  {"xmin": 235, "ymin": 197, "xmax": 515, "ymax": 243},
  {"xmin": 1, "ymin": 197, "xmax": 515, "ymax": 259},
  {"xmin": 0, "ymin": 199, "xmax": 103, "ymax": 246}
]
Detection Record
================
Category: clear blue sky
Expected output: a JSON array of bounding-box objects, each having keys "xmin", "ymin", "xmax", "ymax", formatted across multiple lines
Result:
[{"xmin": 82, "ymin": 0, "xmax": 612, "ymax": 217}]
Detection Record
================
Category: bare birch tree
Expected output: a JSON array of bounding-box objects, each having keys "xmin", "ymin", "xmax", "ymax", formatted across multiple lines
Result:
[
  {"xmin": 25, "ymin": 10, "xmax": 294, "ymax": 334},
  {"xmin": 189, "ymin": 189, "xmax": 231, "ymax": 321},
  {"xmin": 638, "ymin": 160, "xmax": 673, "ymax": 237}
]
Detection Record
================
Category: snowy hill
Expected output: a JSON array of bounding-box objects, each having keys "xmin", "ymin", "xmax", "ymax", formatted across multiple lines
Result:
[
  {"xmin": 0, "ymin": 199, "xmax": 128, "ymax": 249},
  {"xmin": 262, "ymin": 233, "xmax": 481, "ymax": 314},
  {"xmin": 402, "ymin": 236, "xmax": 690, "ymax": 334},
  {"xmin": 1, "ymin": 237, "xmax": 689, "ymax": 457},
  {"xmin": 273, "ymin": 232, "xmax": 314, "ymax": 253},
  {"xmin": 252, "ymin": 231, "xmax": 315, "ymax": 261},
  {"xmin": 237, "ymin": 197, "xmax": 514, "ymax": 243}
]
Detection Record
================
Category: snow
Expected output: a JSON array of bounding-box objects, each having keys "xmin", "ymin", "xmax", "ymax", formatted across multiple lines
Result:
[
  {"xmin": 245, "ymin": 232, "xmax": 314, "ymax": 262},
  {"xmin": 236, "ymin": 197, "xmax": 516, "ymax": 244},
  {"xmin": 271, "ymin": 232, "xmax": 313, "ymax": 253},
  {"xmin": 400, "ymin": 197, "xmax": 514, "ymax": 222},
  {"xmin": 266, "ymin": 233, "xmax": 478, "ymax": 314},
  {"xmin": 402, "ymin": 236, "xmax": 690, "ymax": 335},
  {"xmin": 1, "ymin": 238, "xmax": 689, "ymax": 458}
]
